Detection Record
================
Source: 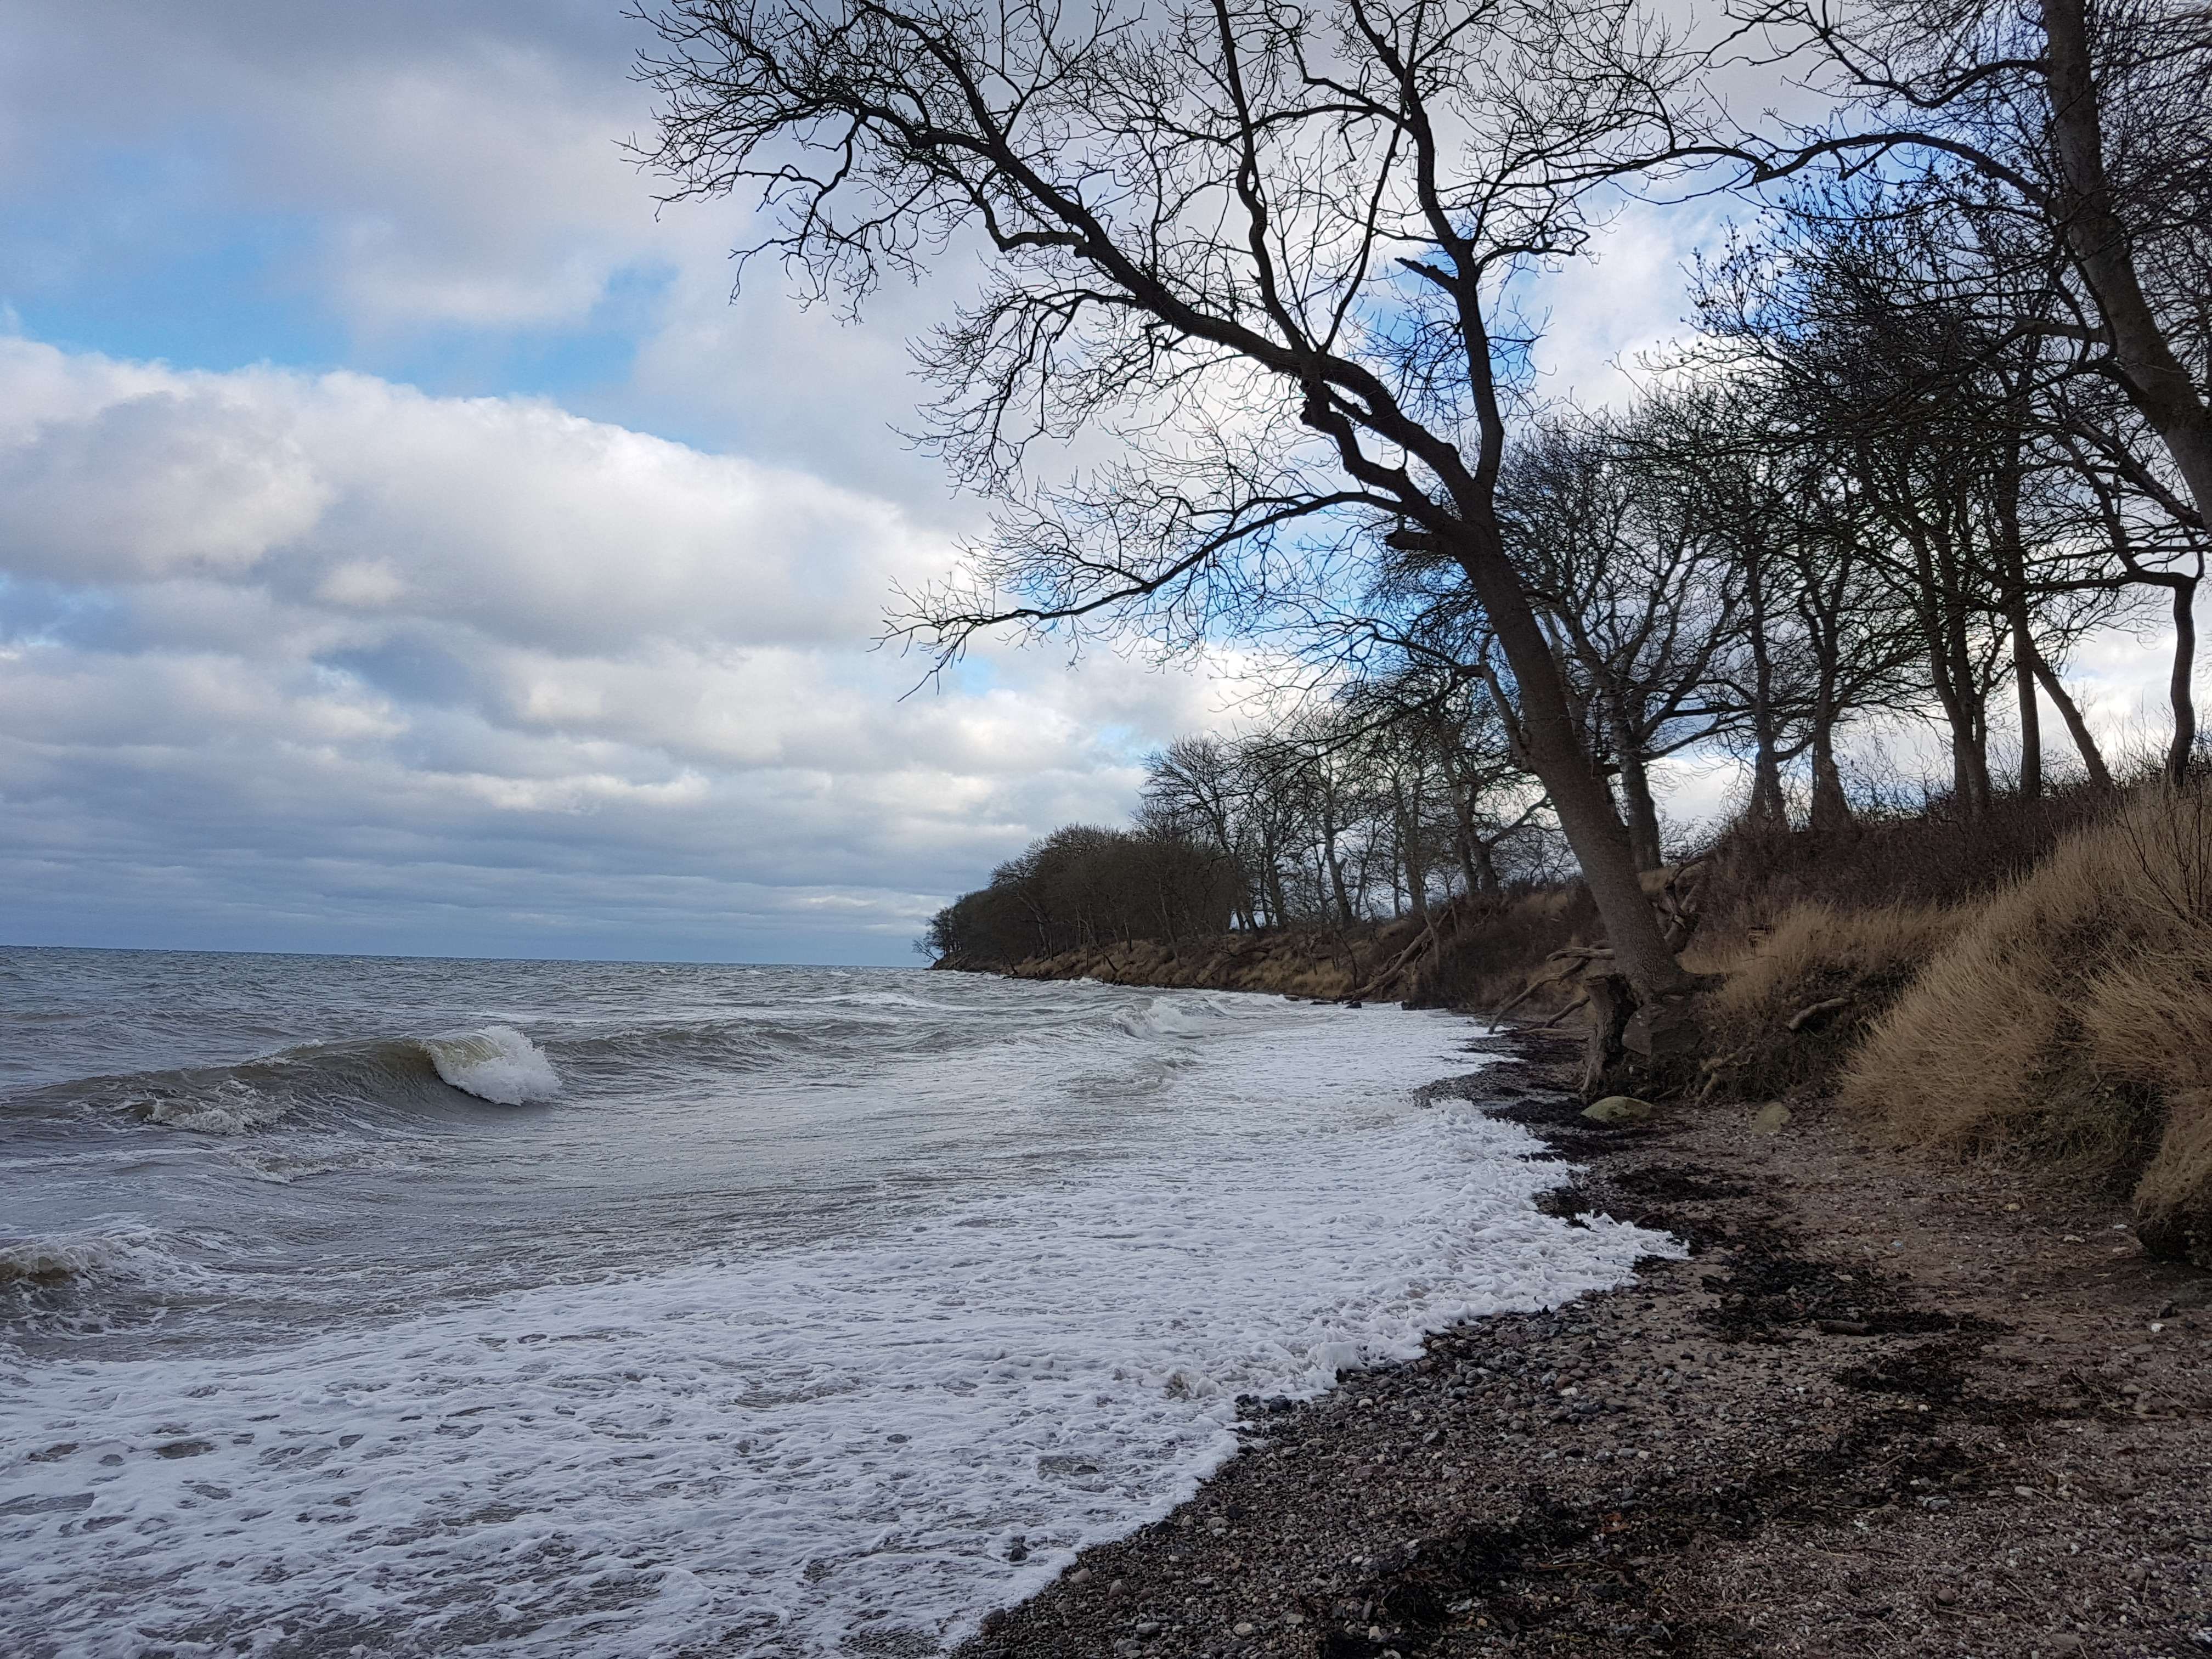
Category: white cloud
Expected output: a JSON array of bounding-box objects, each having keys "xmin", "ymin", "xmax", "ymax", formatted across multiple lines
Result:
[
  {"xmin": 0, "ymin": 338, "xmax": 1235, "ymax": 960},
  {"xmin": 0, "ymin": 2, "xmax": 662, "ymax": 334}
]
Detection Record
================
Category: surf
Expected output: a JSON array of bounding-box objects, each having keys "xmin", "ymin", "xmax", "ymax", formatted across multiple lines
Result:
[{"xmin": 6, "ymin": 1025, "xmax": 563, "ymax": 1138}]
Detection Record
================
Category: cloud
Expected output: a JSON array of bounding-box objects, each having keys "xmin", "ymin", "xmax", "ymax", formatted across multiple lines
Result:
[
  {"xmin": 0, "ymin": 2, "xmax": 659, "ymax": 332},
  {"xmin": 0, "ymin": 338, "xmax": 1231, "ymax": 961}
]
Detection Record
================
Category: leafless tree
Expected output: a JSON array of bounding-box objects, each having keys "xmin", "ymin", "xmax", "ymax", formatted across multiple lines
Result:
[
  {"xmin": 1726, "ymin": 0, "xmax": 2212, "ymax": 616},
  {"xmin": 1500, "ymin": 409, "xmax": 1746, "ymax": 867},
  {"xmin": 637, "ymin": 0, "xmax": 1719, "ymax": 1018}
]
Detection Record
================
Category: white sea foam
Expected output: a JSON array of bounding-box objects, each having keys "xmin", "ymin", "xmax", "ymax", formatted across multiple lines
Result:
[
  {"xmin": 424, "ymin": 1025, "xmax": 562, "ymax": 1105},
  {"xmin": 1112, "ymin": 994, "xmax": 1228, "ymax": 1039},
  {"xmin": 0, "ymin": 1000, "xmax": 1679, "ymax": 1659},
  {"xmin": 139, "ymin": 1078, "xmax": 290, "ymax": 1136}
]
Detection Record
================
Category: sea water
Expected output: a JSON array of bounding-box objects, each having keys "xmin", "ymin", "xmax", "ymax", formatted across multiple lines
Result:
[{"xmin": 0, "ymin": 948, "xmax": 1674, "ymax": 1657}]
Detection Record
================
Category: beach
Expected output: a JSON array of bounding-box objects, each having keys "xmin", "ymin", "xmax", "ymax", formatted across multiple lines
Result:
[
  {"xmin": 966, "ymin": 1033, "xmax": 2212, "ymax": 1658},
  {"xmin": 2, "ymin": 954, "xmax": 1664, "ymax": 1657}
]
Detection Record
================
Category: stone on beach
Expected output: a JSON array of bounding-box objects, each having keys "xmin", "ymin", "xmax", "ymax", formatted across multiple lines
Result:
[{"xmin": 1581, "ymin": 1094, "xmax": 1656, "ymax": 1125}]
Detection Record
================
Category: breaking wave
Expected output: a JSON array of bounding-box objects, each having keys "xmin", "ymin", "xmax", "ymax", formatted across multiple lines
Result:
[
  {"xmin": 14, "ymin": 1026, "xmax": 563, "ymax": 1137},
  {"xmin": 1111, "ymin": 994, "xmax": 1234, "ymax": 1040},
  {"xmin": 420, "ymin": 1025, "xmax": 561, "ymax": 1106},
  {"xmin": 0, "ymin": 1223, "xmax": 217, "ymax": 1335}
]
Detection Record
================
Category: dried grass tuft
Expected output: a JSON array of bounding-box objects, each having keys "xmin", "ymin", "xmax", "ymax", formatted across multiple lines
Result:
[
  {"xmin": 1690, "ymin": 900, "xmax": 1960, "ymax": 1101},
  {"xmin": 1840, "ymin": 781, "xmax": 2212, "ymax": 1261}
]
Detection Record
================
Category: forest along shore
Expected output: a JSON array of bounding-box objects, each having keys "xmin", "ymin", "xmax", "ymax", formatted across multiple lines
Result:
[{"xmin": 960, "ymin": 1031, "xmax": 2212, "ymax": 1659}]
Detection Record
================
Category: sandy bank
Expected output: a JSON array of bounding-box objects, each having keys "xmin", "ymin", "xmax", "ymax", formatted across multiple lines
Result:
[{"xmin": 960, "ymin": 1031, "xmax": 2211, "ymax": 1659}]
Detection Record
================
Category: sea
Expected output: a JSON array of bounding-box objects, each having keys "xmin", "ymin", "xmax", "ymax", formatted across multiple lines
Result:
[{"xmin": 0, "ymin": 947, "xmax": 1674, "ymax": 1658}]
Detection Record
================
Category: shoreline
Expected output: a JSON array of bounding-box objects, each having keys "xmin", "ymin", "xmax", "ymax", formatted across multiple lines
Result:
[{"xmin": 959, "ymin": 1028, "xmax": 2211, "ymax": 1659}]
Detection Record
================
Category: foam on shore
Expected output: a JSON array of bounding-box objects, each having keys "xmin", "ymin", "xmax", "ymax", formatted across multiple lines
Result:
[{"xmin": 1, "ymin": 998, "xmax": 1677, "ymax": 1658}]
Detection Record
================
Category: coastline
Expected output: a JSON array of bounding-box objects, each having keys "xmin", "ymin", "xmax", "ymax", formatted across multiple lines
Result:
[{"xmin": 960, "ymin": 1028, "xmax": 2211, "ymax": 1659}]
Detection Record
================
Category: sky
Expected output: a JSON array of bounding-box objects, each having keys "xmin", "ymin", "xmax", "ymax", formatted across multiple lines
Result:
[{"xmin": 0, "ymin": 4, "xmax": 2191, "ymax": 964}]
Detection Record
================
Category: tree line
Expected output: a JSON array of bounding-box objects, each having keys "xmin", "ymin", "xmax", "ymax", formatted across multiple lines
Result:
[
  {"xmin": 921, "ymin": 688, "xmax": 1560, "ymax": 965},
  {"xmin": 639, "ymin": 0, "xmax": 2212, "ymax": 1027}
]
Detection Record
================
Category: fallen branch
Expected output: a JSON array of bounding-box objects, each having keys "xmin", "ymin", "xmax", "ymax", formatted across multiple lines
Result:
[
  {"xmin": 1533, "ymin": 995, "xmax": 1592, "ymax": 1031},
  {"xmin": 1786, "ymin": 996, "xmax": 1853, "ymax": 1033}
]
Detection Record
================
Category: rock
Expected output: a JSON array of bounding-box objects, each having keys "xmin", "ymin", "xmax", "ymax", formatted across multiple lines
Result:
[
  {"xmin": 1233, "ymin": 1622, "xmax": 1255, "ymax": 1637},
  {"xmin": 1933, "ymin": 1585, "xmax": 1959, "ymax": 1606},
  {"xmin": 1582, "ymin": 1095, "xmax": 1656, "ymax": 1125},
  {"xmin": 1071, "ymin": 1567, "xmax": 1093, "ymax": 1585},
  {"xmin": 1135, "ymin": 1621, "xmax": 1161, "ymax": 1638},
  {"xmin": 1749, "ymin": 1101, "xmax": 1791, "ymax": 1135},
  {"xmin": 1106, "ymin": 1577, "xmax": 1128, "ymax": 1602},
  {"xmin": 1006, "ymin": 1536, "xmax": 1028, "ymax": 1562}
]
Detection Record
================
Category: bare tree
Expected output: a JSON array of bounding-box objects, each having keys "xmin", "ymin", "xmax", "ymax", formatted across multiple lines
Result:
[
  {"xmin": 1730, "ymin": 0, "xmax": 2212, "ymax": 571},
  {"xmin": 637, "ymin": 0, "xmax": 1717, "ymax": 1021},
  {"xmin": 1500, "ymin": 409, "xmax": 1745, "ymax": 867}
]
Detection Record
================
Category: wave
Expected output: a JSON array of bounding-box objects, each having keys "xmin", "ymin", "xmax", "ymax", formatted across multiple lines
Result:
[
  {"xmin": 0, "ymin": 1222, "xmax": 204, "ymax": 1295},
  {"xmin": 0, "ymin": 1231, "xmax": 130, "ymax": 1287},
  {"xmin": 12, "ymin": 1026, "xmax": 563, "ymax": 1138},
  {"xmin": 421, "ymin": 1026, "xmax": 561, "ymax": 1106},
  {"xmin": 1110, "ymin": 994, "xmax": 1232, "ymax": 1041}
]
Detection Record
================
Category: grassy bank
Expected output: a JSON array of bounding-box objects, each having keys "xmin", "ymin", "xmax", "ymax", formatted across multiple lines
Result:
[
  {"xmin": 962, "ymin": 777, "xmax": 2212, "ymax": 1267},
  {"xmin": 1678, "ymin": 779, "xmax": 2212, "ymax": 1268}
]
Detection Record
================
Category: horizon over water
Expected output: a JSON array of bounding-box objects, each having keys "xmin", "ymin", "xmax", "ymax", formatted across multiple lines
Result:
[{"xmin": 1, "ymin": 946, "xmax": 1677, "ymax": 1657}]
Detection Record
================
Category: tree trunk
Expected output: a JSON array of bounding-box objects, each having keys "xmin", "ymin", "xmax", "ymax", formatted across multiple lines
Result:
[
  {"xmin": 2011, "ymin": 613, "xmax": 2043, "ymax": 800},
  {"xmin": 1322, "ymin": 817, "xmax": 1355, "ymax": 930},
  {"xmin": 1450, "ymin": 524, "xmax": 1692, "ymax": 1003},
  {"xmin": 1748, "ymin": 743, "xmax": 1788, "ymax": 833},
  {"xmin": 2164, "ymin": 576, "xmax": 2200, "ymax": 782},
  {"xmin": 1395, "ymin": 774, "xmax": 1429, "ymax": 917},
  {"xmin": 1923, "ymin": 601, "xmax": 1993, "ymax": 814},
  {"xmin": 2028, "ymin": 648, "xmax": 2114, "ymax": 789},
  {"xmin": 1471, "ymin": 832, "xmax": 1502, "ymax": 897},
  {"xmin": 1997, "ymin": 437, "xmax": 2042, "ymax": 799},
  {"xmin": 1610, "ymin": 711, "xmax": 1667, "ymax": 872},
  {"xmin": 1446, "ymin": 773, "xmax": 1485, "ymax": 896},
  {"xmin": 2043, "ymin": 0, "xmax": 2212, "ymax": 530},
  {"xmin": 1743, "ymin": 539, "xmax": 1790, "ymax": 831},
  {"xmin": 1809, "ymin": 703, "xmax": 1855, "ymax": 838}
]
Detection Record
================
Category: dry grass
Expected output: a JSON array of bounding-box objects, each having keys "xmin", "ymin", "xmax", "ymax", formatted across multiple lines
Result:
[
  {"xmin": 1422, "ymin": 886, "xmax": 1601, "ymax": 1012},
  {"xmin": 1687, "ymin": 900, "xmax": 1961, "ymax": 1102},
  {"xmin": 1840, "ymin": 781, "xmax": 2212, "ymax": 1262}
]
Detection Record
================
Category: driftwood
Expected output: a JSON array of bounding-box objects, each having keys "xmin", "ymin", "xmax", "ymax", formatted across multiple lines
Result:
[
  {"xmin": 1532, "ymin": 994, "xmax": 1593, "ymax": 1031},
  {"xmin": 1786, "ymin": 996, "xmax": 1853, "ymax": 1032}
]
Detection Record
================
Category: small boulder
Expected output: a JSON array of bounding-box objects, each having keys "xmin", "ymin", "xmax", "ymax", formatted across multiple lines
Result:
[
  {"xmin": 1749, "ymin": 1102, "xmax": 1791, "ymax": 1135},
  {"xmin": 1582, "ymin": 1095, "xmax": 1656, "ymax": 1125}
]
